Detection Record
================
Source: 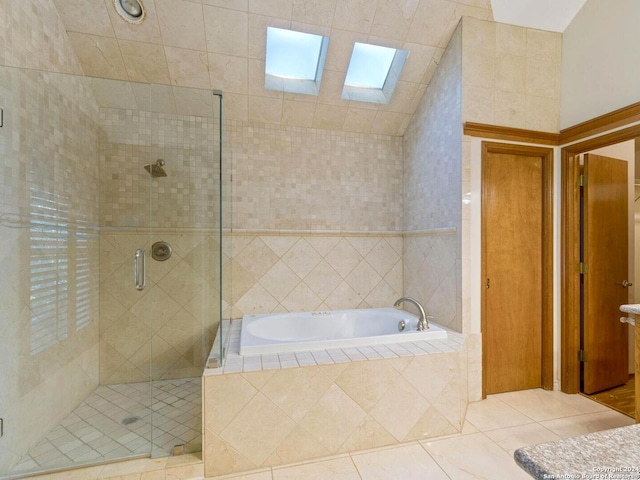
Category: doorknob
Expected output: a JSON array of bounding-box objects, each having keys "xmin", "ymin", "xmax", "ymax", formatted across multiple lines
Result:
[{"xmin": 620, "ymin": 280, "xmax": 633, "ymax": 288}]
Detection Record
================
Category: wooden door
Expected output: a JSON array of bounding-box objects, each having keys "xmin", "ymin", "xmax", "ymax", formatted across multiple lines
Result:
[
  {"xmin": 483, "ymin": 150, "xmax": 543, "ymax": 394},
  {"xmin": 582, "ymin": 153, "xmax": 629, "ymax": 394}
]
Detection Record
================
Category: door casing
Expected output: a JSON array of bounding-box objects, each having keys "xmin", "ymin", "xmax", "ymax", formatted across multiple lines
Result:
[{"xmin": 561, "ymin": 125, "xmax": 640, "ymax": 393}]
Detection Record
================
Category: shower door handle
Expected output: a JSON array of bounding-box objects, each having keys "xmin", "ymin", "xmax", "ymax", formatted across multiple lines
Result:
[{"xmin": 134, "ymin": 248, "xmax": 146, "ymax": 291}]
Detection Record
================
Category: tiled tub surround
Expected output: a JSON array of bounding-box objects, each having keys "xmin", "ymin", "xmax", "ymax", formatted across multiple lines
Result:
[
  {"xmin": 99, "ymin": 229, "xmax": 220, "ymax": 385},
  {"xmin": 404, "ymin": 230, "xmax": 459, "ymax": 331},
  {"xmin": 203, "ymin": 320, "xmax": 469, "ymax": 477},
  {"xmin": 226, "ymin": 232, "xmax": 403, "ymax": 320}
]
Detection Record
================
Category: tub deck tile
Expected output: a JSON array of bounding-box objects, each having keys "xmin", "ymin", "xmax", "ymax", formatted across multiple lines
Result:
[{"xmin": 209, "ymin": 319, "xmax": 465, "ymax": 375}]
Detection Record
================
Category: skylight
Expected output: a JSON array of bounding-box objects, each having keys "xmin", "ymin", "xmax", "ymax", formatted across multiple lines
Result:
[
  {"xmin": 265, "ymin": 27, "xmax": 329, "ymax": 96},
  {"xmin": 342, "ymin": 42, "xmax": 409, "ymax": 104}
]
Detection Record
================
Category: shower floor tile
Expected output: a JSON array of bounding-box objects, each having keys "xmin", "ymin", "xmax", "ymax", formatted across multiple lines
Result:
[{"xmin": 11, "ymin": 377, "xmax": 202, "ymax": 475}]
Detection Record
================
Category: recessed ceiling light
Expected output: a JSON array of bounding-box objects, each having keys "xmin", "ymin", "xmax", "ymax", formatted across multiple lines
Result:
[
  {"xmin": 265, "ymin": 27, "xmax": 329, "ymax": 96},
  {"xmin": 113, "ymin": 0, "xmax": 145, "ymax": 24},
  {"xmin": 342, "ymin": 42, "xmax": 409, "ymax": 104}
]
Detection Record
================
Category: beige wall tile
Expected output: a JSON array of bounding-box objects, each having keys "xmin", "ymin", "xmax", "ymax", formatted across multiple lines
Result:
[
  {"xmin": 220, "ymin": 393, "xmax": 296, "ymax": 465},
  {"xmin": 204, "ymin": 5, "xmax": 249, "ymax": 57},
  {"xmin": 281, "ymin": 100, "xmax": 316, "ymax": 127},
  {"xmin": 209, "ymin": 53, "xmax": 248, "ymax": 94},
  {"xmin": 264, "ymin": 426, "xmax": 330, "ymax": 467},
  {"xmin": 261, "ymin": 367, "xmax": 333, "ymax": 422},
  {"xmin": 335, "ymin": 360, "xmax": 398, "ymax": 411},
  {"xmin": 370, "ymin": 0, "xmax": 420, "ymax": 40},
  {"xmin": 299, "ymin": 385, "xmax": 367, "ymax": 453},
  {"xmin": 495, "ymin": 22, "xmax": 526, "ymax": 56},
  {"xmin": 223, "ymin": 93, "xmax": 249, "ymax": 121},
  {"xmin": 494, "ymin": 90, "xmax": 527, "ymax": 128},
  {"xmin": 463, "ymin": 84, "xmax": 495, "ymax": 124},
  {"xmin": 119, "ymin": 39, "xmax": 171, "ymax": 84},
  {"xmin": 406, "ymin": 0, "xmax": 457, "ymax": 46},
  {"xmin": 203, "ymin": 0, "xmax": 248, "ymax": 11},
  {"xmin": 291, "ymin": 0, "xmax": 337, "ymax": 27},
  {"xmin": 371, "ymin": 111, "xmax": 405, "ymax": 135},
  {"xmin": 342, "ymin": 106, "xmax": 375, "ymax": 133},
  {"xmin": 249, "ymin": 0, "xmax": 293, "ymax": 19},
  {"xmin": 155, "ymin": 0, "xmax": 207, "ymax": 50},
  {"xmin": 312, "ymin": 104, "xmax": 348, "ymax": 130},
  {"xmin": 54, "ymin": 0, "xmax": 115, "ymax": 37},
  {"xmin": 369, "ymin": 375, "xmax": 429, "ymax": 441},
  {"xmin": 525, "ymin": 58, "xmax": 559, "ymax": 99},
  {"xmin": 338, "ymin": 415, "xmax": 396, "ymax": 453},
  {"xmin": 525, "ymin": 95, "xmax": 560, "ymax": 132},
  {"xmin": 204, "ymin": 374, "xmax": 257, "ymax": 433},
  {"xmin": 333, "ymin": 0, "xmax": 376, "ymax": 34},
  {"xmin": 248, "ymin": 96, "xmax": 284, "ymax": 123},
  {"xmin": 495, "ymin": 53, "xmax": 526, "ymax": 94},
  {"xmin": 68, "ymin": 32, "xmax": 128, "ymax": 79},
  {"xmin": 526, "ymin": 28, "xmax": 562, "ymax": 64},
  {"xmin": 165, "ymin": 47, "xmax": 211, "ymax": 88}
]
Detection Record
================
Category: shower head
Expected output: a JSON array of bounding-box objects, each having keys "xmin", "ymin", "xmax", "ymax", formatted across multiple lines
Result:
[{"xmin": 144, "ymin": 159, "xmax": 167, "ymax": 178}]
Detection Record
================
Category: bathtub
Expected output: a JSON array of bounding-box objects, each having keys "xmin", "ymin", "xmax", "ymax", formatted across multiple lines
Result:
[{"xmin": 239, "ymin": 307, "xmax": 447, "ymax": 355}]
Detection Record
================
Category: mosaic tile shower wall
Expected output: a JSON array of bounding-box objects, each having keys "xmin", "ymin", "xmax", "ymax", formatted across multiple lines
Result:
[
  {"xmin": 228, "ymin": 121, "xmax": 403, "ymax": 233},
  {"xmin": 97, "ymin": 107, "xmax": 221, "ymax": 384},
  {"xmin": 0, "ymin": 66, "xmax": 101, "ymax": 472},
  {"xmin": 403, "ymin": 23, "xmax": 463, "ymax": 333},
  {"xmin": 0, "ymin": 1, "xmax": 83, "ymax": 75},
  {"xmin": 98, "ymin": 108, "xmax": 219, "ymax": 229}
]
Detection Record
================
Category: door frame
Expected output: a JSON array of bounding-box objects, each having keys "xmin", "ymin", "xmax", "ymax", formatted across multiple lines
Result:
[
  {"xmin": 481, "ymin": 142, "xmax": 555, "ymax": 398},
  {"xmin": 561, "ymin": 124, "xmax": 640, "ymax": 393}
]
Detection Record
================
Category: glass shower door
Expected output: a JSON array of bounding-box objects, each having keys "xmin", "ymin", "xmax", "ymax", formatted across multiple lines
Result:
[{"xmin": 144, "ymin": 85, "xmax": 223, "ymax": 458}]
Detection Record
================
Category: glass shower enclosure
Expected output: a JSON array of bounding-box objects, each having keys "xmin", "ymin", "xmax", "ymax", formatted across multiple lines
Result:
[{"xmin": 0, "ymin": 67, "xmax": 225, "ymax": 478}]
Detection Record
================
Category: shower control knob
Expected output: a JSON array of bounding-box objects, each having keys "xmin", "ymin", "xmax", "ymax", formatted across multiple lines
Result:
[{"xmin": 151, "ymin": 241, "xmax": 172, "ymax": 261}]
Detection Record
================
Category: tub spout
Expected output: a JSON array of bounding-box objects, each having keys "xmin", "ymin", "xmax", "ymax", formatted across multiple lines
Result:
[{"xmin": 393, "ymin": 297, "xmax": 429, "ymax": 330}]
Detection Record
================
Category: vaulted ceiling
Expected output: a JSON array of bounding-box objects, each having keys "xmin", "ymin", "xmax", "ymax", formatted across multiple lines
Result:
[
  {"xmin": 52, "ymin": 1, "xmax": 587, "ymax": 136},
  {"xmin": 52, "ymin": 0, "xmax": 497, "ymax": 136}
]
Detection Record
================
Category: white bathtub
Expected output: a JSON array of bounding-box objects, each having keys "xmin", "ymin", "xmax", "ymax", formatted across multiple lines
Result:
[{"xmin": 239, "ymin": 307, "xmax": 447, "ymax": 355}]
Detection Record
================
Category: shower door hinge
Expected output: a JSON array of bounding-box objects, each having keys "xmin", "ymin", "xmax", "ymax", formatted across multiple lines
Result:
[
  {"xmin": 0, "ymin": 418, "xmax": 3, "ymax": 437},
  {"xmin": 578, "ymin": 174, "xmax": 586, "ymax": 186},
  {"xmin": 0, "ymin": 108, "xmax": 3, "ymax": 127},
  {"xmin": 578, "ymin": 349, "xmax": 587, "ymax": 362},
  {"xmin": 579, "ymin": 262, "xmax": 588, "ymax": 274}
]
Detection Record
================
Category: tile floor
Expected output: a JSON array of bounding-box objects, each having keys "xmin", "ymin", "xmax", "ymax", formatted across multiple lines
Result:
[
  {"xmin": 23, "ymin": 388, "xmax": 637, "ymax": 480},
  {"xmin": 11, "ymin": 378, "xmax": 202, "ymax": 476}
]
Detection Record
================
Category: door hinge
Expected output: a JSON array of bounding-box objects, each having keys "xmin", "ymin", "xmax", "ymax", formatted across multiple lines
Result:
[
  {"xmin": 579, "ymin": 262, "xmax": 588, "ymax": 274},
  {"xmin": 579, "ymin": 174, "xmax": 586, "ymax": 186},
  {"xmin": 578, "ymin": 350, "xmax": 587, "ymax": 362}
]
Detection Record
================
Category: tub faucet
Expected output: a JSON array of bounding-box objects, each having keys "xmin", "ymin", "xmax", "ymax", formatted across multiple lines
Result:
[{"xmin": 394, "ymin": 297, "xmax": 429, "ymax": 330}]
